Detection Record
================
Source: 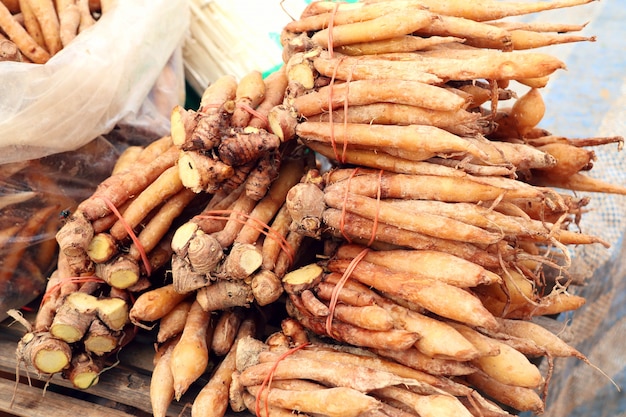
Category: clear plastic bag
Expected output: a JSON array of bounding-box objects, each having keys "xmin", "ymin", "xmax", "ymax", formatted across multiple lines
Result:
[
  {"xmin": 0, "ymin": 0, "xmax": 189, "ymax": 164},
  {"xmin": 0, "ymin": 136, "xmax": 123, "ymax": 322},
  {"xmin": 0, "ymin": 0, "xmax": 189, "ymax": 320}
]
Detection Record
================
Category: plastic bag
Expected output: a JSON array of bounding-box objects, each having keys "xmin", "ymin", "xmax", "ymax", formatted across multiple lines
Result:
[
  {"xmin": 0, "ymin": 136, "xmax": 125, "ymax": 322},
  {"xmin": 0, "ymin": 0, "xmax": 189, "ymax": 165},
  {"xmin": 0, "ymin": 0, "xmax": 189, "ymax": 319}
]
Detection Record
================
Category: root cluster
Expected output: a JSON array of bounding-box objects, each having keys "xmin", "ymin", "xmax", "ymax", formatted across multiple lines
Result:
[{"xmin": 11, "ymin": 1, "xmax": 626, "ymax": 417}]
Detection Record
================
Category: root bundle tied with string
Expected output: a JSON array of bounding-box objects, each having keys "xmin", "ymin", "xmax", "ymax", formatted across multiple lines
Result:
[
  {"xmin": 260, "ymin": 0, "xmax": 624, "ymax": 416},
  {"xmin": 8, "ymin": 1, "xmax": 626, "ymax": 416}
]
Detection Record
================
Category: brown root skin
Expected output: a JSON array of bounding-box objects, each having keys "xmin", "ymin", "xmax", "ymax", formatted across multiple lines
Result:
[
  {"xmin": 280, "ymin": 318, "xmax": 310, "ymax": 346},
  {"xmin": 133, "ymin": 135, "xmax": 175, "ymax": 166},
  {"xmin": 293, "ymin": 79, "xmax": 467, "ymax": 117},
  {"xmin": 373, "ymin": 385, "xmax": 475, "ymax": 417},
  {"xmin": 300, "ymin": 289, "xmax": 330, "ymax": 317},
  {"xmin": 178, "ymin": 150, "xmax": 235, "ymax": 194},
  {"xmin": 91, "ymin": 203, "xmax": 128, "ymax": 234},
  {"xmin": 186, "ymin": 230, "xmax": 224, "ymax": 275},
  {"xmin": 236, "ymin": 157, "xmax": 306, "ymax": 246},
  {"xmin": 83, "ymin": 319, "xmax": 121, "ymax": 356},
  {"xmin": 313, "ymin": 51, "xmax": 442, "ymax": 84},
  {"xmin": 245, "ymin": 151, "xmax": 281, "ymax": 201},
  {"xmin": 319, "ymin": 272, "xmax": 481, "ymax": 361},
  {"xmin": 247, "ymin": 384, "xmax": 383, "ymax": 417},
  {"xmin": 211, "ymin": 309, "xmax": 245, "ymax": 356},
  {"xmin": 265, "ymin": 332, "xmax": 293, "ymax": 353},
  {"xmin": 285, "ymin": 182, "xmax": 326, "ymax": 238},
  {"xmin": 0, "ymin": 38, "xmax": 22, "ymax": 62},
  {"xmin": 273, "ymin": 228, "xmax": 306, "ymax": 278},
  {"xmin": 303, "ymin": 102, "xmax": 482, "ymax": 137},
  {"xmin": 64, "ymin": 251, "xmax": 95, "ymax": 277},
  {"xmin": 288, "ymin": 1, "xmax": 431, "ymax": 33},
  {"xmin": 465, "ymin": 370, "xmax": 545, "ymax": 414},
  {"xmin": 496, "ymin": 318, "xmax": 583, "ymax": 359},
  {"xmin": 151, "ymin": 337, "xmax": 178, "ymax": 417},
  {"xmin": 109, "ymin": 166, "xmax": 184, "ymax": 242},
  {"xmin": 507, "ymin": 292, "xmax": 587, "ymax": 319},
  {"xmin": 221, "ymin": 162, "xmax": 256, "ymax": 195},
  {"xmin": 287, "ymin": 296, "xmax": 420, "ymax": 351},
  {"xmin": 531, "ymin": 171, "xmax": 626, "ymax": 198},
  {"xmin": 157, "ymin": 300, "xmax": 192, "ymax": 344},
  {"xmin": 171, "ymin": 105, "xmax": 201, "ymax": 148},
  {"xmin": 65, "ymin": 353, "xmax": 105, "ymax": 390},
  {"xmin": 373, "ymin": 347, "xmax": 476, "ymax": 376},
  {"xmin": 448, "ymin": 323, "xmax": 543, "ymax": 389},
  {"xmin": 470, "ymin": 139, "xmax": 557, "ymax": 171},
  {"xmin": 212, "ymin": 193, "xmax": 258, "ymax": 249},
  {"xmin": 50, "ymin": 292, "xmax": 99, "ymax": 343},
  {"xmin": 323, "ymin": 187, "xmax": 501, "ymax": 246},
  {"xmin": 183, "ymin": 107, "xmax": 232, "ymax": 152},
  {"xmin": 268, "ymin": 104, "xmax": 299, "ymax": 142},
  {"xmin": 207, "ymin": 182, "xmax": 247, "ymax": 213},
  {"xmin": 229, "ymin": 370, "xmax": 246, "ymax": 412},
  {"xmin": 333, "ymin": 304, "xmax": 395, "ymax": 332},
  {"xmin": 284, "ymin": 79, "xmax": 309, "ymax": 100},
  {"xmin": 239, "ymin": 392, "xmax": 298, "ymax": 417},
  {"xmin": 525, "ymin": 135, "xmax": 624, "ymax": 149},
  {"xmin": 220, "ymin": 243, "xmax": 263, "ymax": 280},
  {"xmin": 196, "ymin": 280, "xmax": 255, "ymax": 312},
  {"xmin": 78, "ymin": 145, "xmax": 179, "ymax": 221},
  {"xmin": 322, "ymin": 208, "xmax": 503, "ymax": 269},
  {"xmin": 335, "ymin": 35, "xmax": 465, "ymax": 56},
  {"xmin": 170, "ymin": 301, "xmax": 211, "ymax": 400},
  {"xmin": 142, "ymin": 234, "xmax": 176, "ymax": 278},
  {"xmin": 95, "ymin": 255, "xmax": 140, "ymax": 290},
  {"xmin": 56, "ymin": 211, "xmax": 94, "ymax": 257},
  {"xmin": 311, "ymin": 9, "xmax": 434, "ymax": 49},
  {"xmin": 129, "ymin": 188, "xmax": 199, "ymax": 261},
  {"xmin": 18, "ymin": 331, "xmax": 72, "ymax": 375},
  {"xmin": 199, "ymin": 74, "xmax": 238, "ymax": 113},
  {"xmin": 231, "ymin": 70, "xmax": 266, "ymax": 128},
  {"xmin": 58, "ymin": 3, "xmax": 80, "ymax": 47},
  {"xmin": 514, "ymin": 29, "xmax": 594, "ymax": 51},
  {"xmin": 218, "ymin": 127, "xmax": 281, "ymax": 167},
  {"xmin": 33, "ymin": 271, "xmax": 64, "ymax": 332},
  {"xmin": 248, "ymin": 66, "xmax": 289, "ymax": 131},
  {"xmin": 192, "ymin": 318, "xmax": 256, "ymax": 417},
  {"xmin": 315, "ymin": 281, "xmax": 376, "ymax": 308},
  {"xmin": 261, "ymin": 205, "xmax": 293, "ymax": 272},
  {"xmin": 325, "ymin": 169, "xmax": 551, "ymax": 206},
  {"xmin": 286, "ymin": 50, "xmax": 319, "ymax": 90},
  {"xmin": 510, "ymin": 87, "xmax": 546, "ymax": 134},
  {"xmin": 415, "ymin": 15, "xmax": 512, "ymax": 51},
  {"xmin": 171, "ymin": 254, "xmax": 210, "ymax": 294},
  {"xmin": 251, "ymin": 269, "xmax": 284, "ymax": 306},
  {"xmin": 0, "ymin": 0, "xmax": 51, "ymax": 63},
  {"xmin": 129, "ymin": 284, "xmax": 189, "ymax": 326},
  {"xmin": 240, "ymin": 355, "xmax": 424, "ymax": 393},
  {"xmin": 327, "ymin": 259, "xmax": 501, "ymax": 331},
  {"xmin": 335, "ymin": 244, "xmax": 501, "ymax": 288}
]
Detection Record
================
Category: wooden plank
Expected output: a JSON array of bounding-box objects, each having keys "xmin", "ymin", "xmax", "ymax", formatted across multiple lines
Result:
[
  {"xmin": 0, "ymin": 376, "xmax": 137, "ymax": 417},
  {"xmin": 0, "ymin": 325, "xmax": 193, "ymax": 417}
]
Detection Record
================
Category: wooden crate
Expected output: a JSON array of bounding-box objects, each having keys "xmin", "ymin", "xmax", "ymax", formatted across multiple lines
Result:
[{"xmin": 0, "ymin": 318, "xmax": 196, "ymax": 417}]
